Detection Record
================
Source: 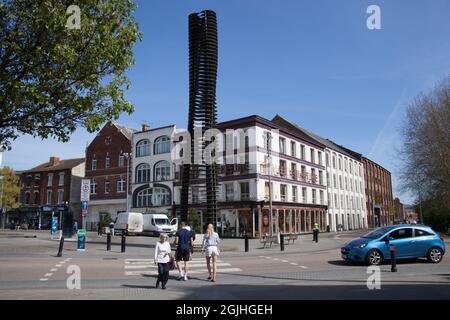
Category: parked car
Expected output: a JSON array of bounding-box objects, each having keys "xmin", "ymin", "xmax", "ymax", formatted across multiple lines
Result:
[{"xmin": 341, "ymin": 224, "xmax": 445, "ymax": 265}]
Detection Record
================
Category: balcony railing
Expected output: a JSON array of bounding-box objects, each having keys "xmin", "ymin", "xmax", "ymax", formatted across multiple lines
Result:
[{"xmin": 260, "ymin": 163, "xmax": 322, "ymax": 186}]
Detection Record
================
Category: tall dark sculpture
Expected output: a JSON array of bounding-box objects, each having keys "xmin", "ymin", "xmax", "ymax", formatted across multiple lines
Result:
[{"xmin": 180, "ymin": 10, "xmax": 218, "ymax": 229}]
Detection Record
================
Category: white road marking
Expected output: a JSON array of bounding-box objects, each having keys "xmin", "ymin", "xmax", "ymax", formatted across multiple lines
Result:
[
  {"xmin": 125, "ymin": 268, "xmax": 242, "ymax": 276},
  {"xmin": 55, "ymin": 264, "xmax": 62, "ymax": 267},
  {"xmin": 290, "ymin": 262, "xmax": 298, "ymax": 266},
  {"xmin": 44, "ymin": 273, "xmax": 53, "ymax": 277},
  {"xmin": 299, "ymin": 266, "xmax": 308, "ymax": 269},
  {"xmin": 39, "ymin": 278, "xmax": 48, "ymax": 281},
  {"xmin": 124, "ymin": 262, "xmax": 232, "ymax": 270},
  {"xmin": 281, "ymin": 260, "xmax": 288, "ymax": 262},
  {"xmin": 50, "ymin": 268, "xmax": 57, "ymax": 272}
]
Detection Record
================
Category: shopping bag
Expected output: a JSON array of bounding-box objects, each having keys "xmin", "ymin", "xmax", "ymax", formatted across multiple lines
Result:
[{"xmin": 168, "ymin": 257, "xmax": 176, "ymax": 271}]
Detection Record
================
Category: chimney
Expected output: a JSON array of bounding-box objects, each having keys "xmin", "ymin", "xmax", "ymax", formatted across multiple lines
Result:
[
  {"xmin": 49, "ymin": 156, "xmax": 60, "ymax": 167},
  {"xmin": 142, "ymin": 123, "xmax": 151, "ymax": 132}
]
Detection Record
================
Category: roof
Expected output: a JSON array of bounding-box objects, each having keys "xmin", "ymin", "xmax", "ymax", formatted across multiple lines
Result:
[
  {"xmin": 218, "ymin": 114, "xmax": 325, "ymax": 149},
  {"xmin": 114, "ymin": 124, "xmax": 138, "ymax": 140},
  {"xmin": 25, "ymin": 158, "xmax": 85, "ymax": 173},
  {"xmin": 271, "ymin": 115, "xmax": 362, "ymax": 161},
  {"xmin": 134, "ymin": 124, "xmax": 177, "ymax": 135}
]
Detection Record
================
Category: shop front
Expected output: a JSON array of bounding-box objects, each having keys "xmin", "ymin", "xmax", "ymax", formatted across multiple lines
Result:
[{"xmin": 259, "ymin": 205, "xmax": 327, "ymax": 238}]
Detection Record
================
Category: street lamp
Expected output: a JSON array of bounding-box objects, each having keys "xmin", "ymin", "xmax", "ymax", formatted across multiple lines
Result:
[
  {"xmin": 123, "ymin": 153, "xmax": 131, "ymax": 212},
  {"xmin": 264, "ymin": 132, "xmax": 273, "ymax": 236},
  {"xmin": 0, "ymin": 175, "xmax": 4, "ymax": 229}
]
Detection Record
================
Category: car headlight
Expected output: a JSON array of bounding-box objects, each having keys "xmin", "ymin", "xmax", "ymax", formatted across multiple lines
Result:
[{"xmin": 353, "ymin": 243, "xmax": 367, "ymax": 249}]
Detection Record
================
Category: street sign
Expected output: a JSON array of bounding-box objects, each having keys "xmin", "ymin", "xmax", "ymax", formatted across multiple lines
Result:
[
  {"xmin": 51, "ymin": 216, "xmax": 58, "ymax": 234},
  {"xmin": 77, "ymin": 229, "xmax": 86, "ymax": 251},
  {"xmin": 80, "ymin": 179, "xmax": 90, "ymax": 202},
  {"xmin": 81, "ymin": 201, "xmax": 88, "ymax": 217}
]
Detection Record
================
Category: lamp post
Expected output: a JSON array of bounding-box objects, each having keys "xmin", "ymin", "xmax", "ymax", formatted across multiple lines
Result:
[
  {"xmin": 123, "ymin": 153, "xmax": 131, "ymax": 212},
  {"xmin": 264, "ymin": 132, "xmax": 273, "ymax": 236},
  {"xmin": 0, "ymin": 175, "xmax": 4, "ymax": 229}
]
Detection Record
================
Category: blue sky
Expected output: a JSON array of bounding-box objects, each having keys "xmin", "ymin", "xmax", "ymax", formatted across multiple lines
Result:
[{"xmin": 3, "ymin": 0, "xmax": 450, "ymax": 204}]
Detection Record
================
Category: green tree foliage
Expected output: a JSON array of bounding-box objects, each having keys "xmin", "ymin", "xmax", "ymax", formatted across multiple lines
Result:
[
  {"xmin": 0, "ymin": 0, "xmax": 142, "ymax": 149},
  {"xmin": 188, "ymin": 208, "xmax": 201, "ymax": 234},
  {"xmin": 0, "ymin": 166, "xmax": 21, "ymax": 211},
  {"xmin": 418, "ymin": 198, "xmax": 450, "ymax": 233}
]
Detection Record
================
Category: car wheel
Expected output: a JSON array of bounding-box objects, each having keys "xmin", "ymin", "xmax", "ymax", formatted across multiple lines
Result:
[
  {"xmin": 366, "ymin": 249, "xmax": 383, "ymax": 266},
  {"xmin": 427, "ymin": 247, "xmax": 443, "ymax": 263}
]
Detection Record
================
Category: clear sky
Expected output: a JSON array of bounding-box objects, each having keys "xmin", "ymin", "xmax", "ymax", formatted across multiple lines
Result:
[{"xmin": 3, "ymin": 0, "xmax": 450, "ymax": 204}]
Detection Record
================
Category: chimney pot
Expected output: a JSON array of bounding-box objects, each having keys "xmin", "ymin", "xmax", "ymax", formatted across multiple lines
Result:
[
  {"xmin": 142, "ymin": 124, "xmax": 151, "ymax": 132},
  {"xmin": 49, "ymin": 156, "xmax": 60, "ymax": 167}
]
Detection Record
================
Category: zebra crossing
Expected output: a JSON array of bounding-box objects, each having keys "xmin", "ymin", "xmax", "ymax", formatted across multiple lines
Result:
[{"xmin": 124, "ymin": 257, "xmax": 242, "ymax": 276}]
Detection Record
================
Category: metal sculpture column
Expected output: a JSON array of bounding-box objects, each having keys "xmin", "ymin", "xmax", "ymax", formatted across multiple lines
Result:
[{"xmin": 180, "ymin": 10, "xmax": 219, "ymax": 231}]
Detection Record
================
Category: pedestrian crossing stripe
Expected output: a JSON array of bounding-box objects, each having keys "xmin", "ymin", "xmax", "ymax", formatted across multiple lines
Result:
[
  {"xmin": 125, "ymin": 257, "xmax": 214, "ymax": 263},
  {"xmin": 125, "ymin": 262, "xmax": 232, "ymax": 269},
  {"xmin": 124, "ymin": 258, "xmax": 242, "ymax": 276},
  {"xmin": 124, "ymin": 268, "xmax": 242, "ymax": 276}
]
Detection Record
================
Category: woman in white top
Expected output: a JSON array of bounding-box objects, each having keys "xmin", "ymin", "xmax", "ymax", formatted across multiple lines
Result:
[
  {"xmin": 154, "ymin": 233, "xmax": 171, "ymax": 289},
  {"xmin": 202, "ymin": 224, "xmax": 221, "ymax": 282}
]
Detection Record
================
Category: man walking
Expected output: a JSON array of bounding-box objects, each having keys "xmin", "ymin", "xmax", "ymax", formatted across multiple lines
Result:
[
  {"xmin": 174, "ymin": 221, "xmax": 193, "ymax": 281},
  {"xmin": 72, "ymin": 220, "xmax": 78, "ymax": 237},
  {"xmin": 313, "ymin": 222, "xmax": 319, "ymax": 243}
]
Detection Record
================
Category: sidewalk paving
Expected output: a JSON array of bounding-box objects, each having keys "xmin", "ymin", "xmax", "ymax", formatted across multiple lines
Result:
[{"xmin": 0, "ymin": 229, "xmax": 366, "ymax": 256}]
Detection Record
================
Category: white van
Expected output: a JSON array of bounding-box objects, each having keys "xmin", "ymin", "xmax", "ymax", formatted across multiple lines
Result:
[
  {"xmin": 142, "ymin": 214, "xmax": 177, "ymax": 236},
  {"xmin": 114, "ymin": 212, "xmax": 144, "ymax": 235}
]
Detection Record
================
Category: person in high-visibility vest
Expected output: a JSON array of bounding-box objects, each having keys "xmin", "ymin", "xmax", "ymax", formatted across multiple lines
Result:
[{"xmin": 312, "ymin": 223, "xmax": 319, "ymax": 243}]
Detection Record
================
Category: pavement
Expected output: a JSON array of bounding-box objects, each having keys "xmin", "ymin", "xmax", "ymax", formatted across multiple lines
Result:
[{"xmin": 0, "ymin": 229, "xmax": 449, "ymax": 300}]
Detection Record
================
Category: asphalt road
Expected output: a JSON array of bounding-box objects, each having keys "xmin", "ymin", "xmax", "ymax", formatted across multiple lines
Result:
[{"xmin": 0, "ymin": 230, "xmax": 449, "ymax": 299}]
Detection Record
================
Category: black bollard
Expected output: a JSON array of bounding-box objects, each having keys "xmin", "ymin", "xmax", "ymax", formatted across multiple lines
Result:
[
  {"xmin": 244, "ymin": 234, "xmax": 249, "ymax": 252},
  {"xmin": 390, "ymin": 245, "xmax": 397, "ymax": 272},
  {"xmin": 57, "ymin": 236, "xmax": 65, "ymax": 257},
  {"xmin": 107, "ymin": 233, "xmax": 111, "ymax": 251},
  {"xmin": 121, "ymin": 232, "xmax": 126, "ymax": 253},
  {"xmin": 280, "ymin": 234, "xmax": 285, "ymax": 251}
]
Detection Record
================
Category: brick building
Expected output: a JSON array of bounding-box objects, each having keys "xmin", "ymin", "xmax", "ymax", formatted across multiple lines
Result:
[
  {"xmin": 393, "ymin": 197, "xmax": 405, "ymax": 223},
  {"xmin": 13, "ymin": 157, "xmax": 85, "ymax": 233},
  {"xmin": 85, "ymin": 123, "xmax": 137, "ymax": 229},
  {"xmin": 362, "ymin": 157, "xmax": 394, "ymax": 228}
]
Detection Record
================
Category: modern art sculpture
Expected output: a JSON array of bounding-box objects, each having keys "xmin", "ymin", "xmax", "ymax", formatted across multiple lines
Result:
[{"xmin": 179, "ymin": 10, "xmax": 219, "ymax": 229}]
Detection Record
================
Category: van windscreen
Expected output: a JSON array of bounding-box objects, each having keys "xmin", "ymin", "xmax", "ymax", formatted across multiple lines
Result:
[{"xmin": 154, "ymin": 219, "xmax": 169, "ymax": 225}]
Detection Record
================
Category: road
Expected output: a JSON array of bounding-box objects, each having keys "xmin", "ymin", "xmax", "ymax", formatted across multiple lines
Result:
[{"xmin": 0, "ymin": 230, "xmax": 449, "ymax": 299}]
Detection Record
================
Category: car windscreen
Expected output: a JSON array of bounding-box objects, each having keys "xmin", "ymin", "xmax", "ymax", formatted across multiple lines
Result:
[
  {"xmin": 154, "ymin": 218, "xmax": 169, "ymax": 225},
  {"xmin": 362, "ymin": 226, "xmax": 394, "ymax": 239}
]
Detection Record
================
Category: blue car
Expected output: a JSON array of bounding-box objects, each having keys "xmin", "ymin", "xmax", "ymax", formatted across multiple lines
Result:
[{"xmin": 341, "ymin": 225, "xmax": 446, "ymax": 265}]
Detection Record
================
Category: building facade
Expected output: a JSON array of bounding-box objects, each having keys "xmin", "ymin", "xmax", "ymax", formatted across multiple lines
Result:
[
  {"xmin": 272, "ymin": 115, "xmax": 368, "ymax": 232},
  {"xmin": 85, "ymin": 123, "xmax": 136, "ymax": 229},
  {"xmin": 14, "ymin": 157, "xmax": 85, "ymax": 233},
  {"xmin": 404, "ymin": 204, "xmax": 419, "ymax": 224},
  {"xmin": 131, "ymin": 125, "xmax": 183, "ymax": 216},
  {"xmin": 362, "ymin": 157, "xmax": 394, "ymax": 228},
  {"xmin": 393, "ymin": 197, "xmax": 405, "ymax": 223},
  {"xmin": 173, "ymin": 115, "xmax": 328, "ymax": 238}
]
